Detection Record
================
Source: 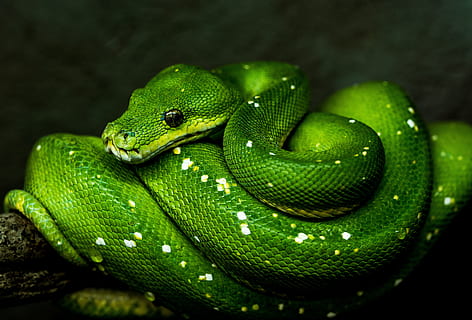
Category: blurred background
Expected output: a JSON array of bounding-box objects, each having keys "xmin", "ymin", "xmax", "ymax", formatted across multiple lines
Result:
[{"xmin": 1, "ymin": 0, "xmax": 471, "ymax": 319}]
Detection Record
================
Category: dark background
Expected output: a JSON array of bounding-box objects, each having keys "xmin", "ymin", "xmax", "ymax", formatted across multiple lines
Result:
[{"xmin": 1, "ymin": 0, "xmax": 471, "ymax": 319}]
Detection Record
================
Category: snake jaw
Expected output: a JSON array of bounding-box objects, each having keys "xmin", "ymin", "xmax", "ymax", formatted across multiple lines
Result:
[
  {"xmin": 104, "ymin": 137, "xmax": 144, "ymax": 163},
  {"xmin": 103, "ymin": 127, "xmax": 218, "ymax": 164},
  {"xmin": 103, "ymin": 118, "xmax": 226, "ymax": 164}
]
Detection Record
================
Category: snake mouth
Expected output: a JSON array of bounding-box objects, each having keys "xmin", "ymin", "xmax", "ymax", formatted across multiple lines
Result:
[
  {"xmin": 104, "ymin": 130, "xmax": 211, "ymax": 164},
  {"xmin": 104, "ymin": 138, "xmax": 146, "ymax": 164},
  {"xmin": 103, "ymin": 117, "xmax": 226, "ymax": 164}
]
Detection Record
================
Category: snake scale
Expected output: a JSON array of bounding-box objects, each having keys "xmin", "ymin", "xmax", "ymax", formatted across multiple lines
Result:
[{"xmin": 4, "ymin": 62, "xmax": 472, "ymax": 319}]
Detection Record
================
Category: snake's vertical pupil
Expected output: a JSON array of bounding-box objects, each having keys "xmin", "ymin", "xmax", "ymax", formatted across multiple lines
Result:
[{"xmin": 164, "ymin": 109, "xmax": 184, "ymax": 127}]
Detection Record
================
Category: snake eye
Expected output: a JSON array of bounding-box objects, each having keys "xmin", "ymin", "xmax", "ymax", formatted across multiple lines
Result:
[{"xmin": 164, "ymin": 109, "xmax": 184, "ymax": 128}]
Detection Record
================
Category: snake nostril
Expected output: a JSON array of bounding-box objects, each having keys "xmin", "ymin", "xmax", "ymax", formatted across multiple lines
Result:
[
  {"xmin": 120, "ymin": 131, "xmax": 135, "ymax": 141},
  {"xmin": 114, "ymin": 130, "xmax": 137, "ymax": 150}
]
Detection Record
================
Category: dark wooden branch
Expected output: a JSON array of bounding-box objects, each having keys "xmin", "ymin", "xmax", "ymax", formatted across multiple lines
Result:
[{"xmin": 0, "ymin": 212, "xmax": 78, "ymax": 306}]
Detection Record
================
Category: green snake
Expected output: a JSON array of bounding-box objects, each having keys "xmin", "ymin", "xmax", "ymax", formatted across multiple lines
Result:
[{"xmin": 4, "ymin": 62, "xmax": 472, "ymax": 319}]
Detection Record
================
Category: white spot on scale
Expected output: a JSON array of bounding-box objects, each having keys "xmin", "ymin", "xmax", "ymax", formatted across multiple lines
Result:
[
  {"xmin": 240, "ymin": 224, "xmax": 251, "ymax": 235},
  {"xmin": 198, "ymin": 273, "xmax": 213, "ymax": 281},
  {"xmin": 341, "ymin": 232, "xmax": 351, "ymax": 240},
  {"xmin": 36, "ymin": 145, "xmax": 42, "ymax": 151},
  {"xmin": 162, "ymin": 244, "xmax": 171, "ymax": 253},
  {"xmin": 216, "ymin": 177, "xmax": 232, "ymax": 194},
  {"xmin": 348, "ymin": 119, "xmax": 356, "ymax": 123},
  {"xmin": 246, "ymin": 140, "xmax": 253, "ymax": 147},
  {"xmin": 444, "ymin": 197, "xmax": 455, "ymax": 205},
  {"xmin": 295, "ymin": 233, "xmax": 308, "ymax": 244},
  {"xmin": 237, "ymin": 211, "xmax": 247, "ymax": 220},
  {"xmin": 406, "ymin": 119, "xmax": 419, "ymax": 131},
  {"xmin": 181, "ymin": 158, "xmax": 194, "ymax": 170},
  {"xmin": 95, "ymin": 237, "xmax": 106, "ymax": 246},
  {"xmin": 134, "ymin": 232, "xmax": 142, "ymax": 240},
  {"xmin": 216, "ymin": 178, "xmax": 227, "ymax": 185},
  {"xmin": 124, "ymin": 239, "xmax": 136, "ymax": 248}
]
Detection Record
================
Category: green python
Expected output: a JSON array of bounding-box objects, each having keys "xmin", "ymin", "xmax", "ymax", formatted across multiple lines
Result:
[{"xmin": 4, "ymin": 62, "xmax": 472, "ymax": 319}]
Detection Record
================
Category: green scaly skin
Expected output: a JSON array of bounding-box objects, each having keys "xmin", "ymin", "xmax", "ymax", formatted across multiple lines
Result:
[{"xmin": 4, "ymin": 62, "xmax": 472, "ymax": 319}]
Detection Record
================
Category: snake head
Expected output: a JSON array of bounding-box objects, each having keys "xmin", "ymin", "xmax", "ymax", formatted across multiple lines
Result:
[{"xmin": 102, "ymin": 64, "xmax": 242, "ymax": 164}]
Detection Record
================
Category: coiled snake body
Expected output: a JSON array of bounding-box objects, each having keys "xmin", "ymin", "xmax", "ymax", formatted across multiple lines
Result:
[{"xmin": 4, "ymin": 62, "xmax": 472, "ymax": 319}]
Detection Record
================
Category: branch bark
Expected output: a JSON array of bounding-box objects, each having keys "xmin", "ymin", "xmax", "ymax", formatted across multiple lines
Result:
[{"xmin": 0, "ymin": 212, "xmax": 82, "ymax": 306}]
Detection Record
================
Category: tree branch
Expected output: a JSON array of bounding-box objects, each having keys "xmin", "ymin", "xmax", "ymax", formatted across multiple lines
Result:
[{"xmin": 0, "ymin": 212, "xmax": 81, "ymax": 306}]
